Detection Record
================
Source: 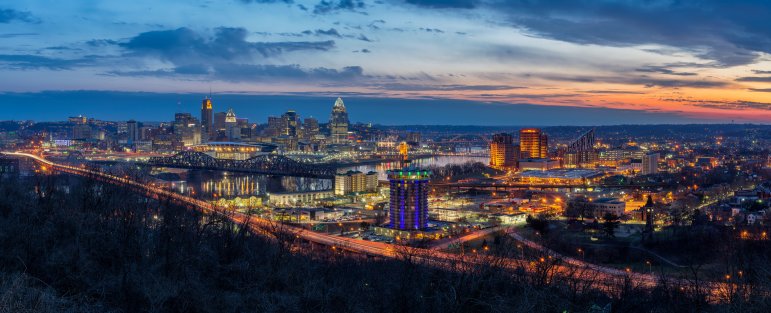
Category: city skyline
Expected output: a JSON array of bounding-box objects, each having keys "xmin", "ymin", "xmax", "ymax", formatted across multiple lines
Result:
[
  {"xmin": 2, "ymin": 91, "xmax": 767, "ymax": 126},
  {"xmin": 1, "ymin": 1, "xmax": 771, "ymax": 124},
  {"xmin": 2, "ymin": 2, "xmax": 771, "ymax": 312}
]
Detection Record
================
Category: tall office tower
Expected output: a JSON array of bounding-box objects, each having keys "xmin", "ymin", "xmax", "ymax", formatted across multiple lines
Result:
[
  {"xmin": 642, "ymin": 152, "xmax": 659, "ymax": 175},
  {"xmin": 489, "ymin": 133, "xmax": 516, "ymax": 169},
  {"xmin": 329, "ymin": 97, "xmax": 349, "ymax": 144},
  {"xmin": 281, "ymin": 110, "xmax": 301, "ymax": 137},
  {"xmin": 266, "ymin": 116, "xmax": 286, "ymax": 137},
  {"xmin": 387, "ymin": 168, "xmax": 431, "ymax": 230},
  {"xmin": 201, "ymin": 97, "xmax": 213, "ymax": 141},
  {"xmin": 519, "ymin": 128, "xmax": 548, "ymax": 159},
  {"xmin": 224, "ymin": 108, "xmax": 240, "ymax": 141},
  {"xmin": 213, "ymin": 112, "xmax": 226, "ymax": 135},
  {"xmin": 173, "ymin": 113, "xmax": 202, "ymax": 146},
  {"xmin": 303, "ymin": 117, "xmax": 319, "ymax": 139},
  {"xmin": 126, "ymin": 120, "xmax": 139, "ymax": 144}
]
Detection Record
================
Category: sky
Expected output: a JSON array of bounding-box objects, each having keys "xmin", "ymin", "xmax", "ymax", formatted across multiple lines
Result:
[{"xmin": 1, "ymin": 0, "xmax": 770, "ymax": 124}]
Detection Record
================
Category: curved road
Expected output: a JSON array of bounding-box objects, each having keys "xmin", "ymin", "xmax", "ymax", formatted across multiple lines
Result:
[{"xmin": 5, "ymin": 151, "xmax": 734, "ymax": 301}]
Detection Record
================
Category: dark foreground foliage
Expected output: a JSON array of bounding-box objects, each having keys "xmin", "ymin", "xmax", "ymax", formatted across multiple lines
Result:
[{"xmin": 0, "ymin": 174, "xmax": 767, "ymax": 313}]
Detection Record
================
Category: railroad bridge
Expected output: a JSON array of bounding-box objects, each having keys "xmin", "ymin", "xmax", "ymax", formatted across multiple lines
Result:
[{"xmin": 147, "ymin": 151, "xmax": 336, "ymax": 179}]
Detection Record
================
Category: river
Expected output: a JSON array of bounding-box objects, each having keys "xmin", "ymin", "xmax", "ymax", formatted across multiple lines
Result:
[{"xmin": 165, "ymin": 155, "xmax": 487, "ymax": 200}]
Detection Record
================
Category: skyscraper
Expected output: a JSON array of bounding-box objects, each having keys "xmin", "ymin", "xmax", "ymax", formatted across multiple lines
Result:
[
  {"xmin": 489, "ymin": 133, "xmax": 516, "ymax": 169},
  {"xmin": 519, "ymin": 128, "xmax": 548, "ymax": 159},
  {"xmin": 201, "ymin": 97, "xmax": 213, "ymax": 141},
  {"xmin": 387, "ymin": 168, "xmax": 431, "ymax": 231},
  {"xmin": 282, "ymin": 110, "xmax": 301, "ymax": 137},
  {"xmin": 173, "ymin": 113, "xmax": 201, "ymax": 146},
  {"xmin": 127, "ymin": 120, "xmax": 139, "ymax": 144},
  {"xmin": 303, "ymin": 117, "xmax": 319, "ymax": 139},
  {"xmin": 329, "ymin": 97, "xmax": 349, "ymax": 144},
  {"xmin": 224, "ymin": 108, "xmax": 239, "ymax": 141}
]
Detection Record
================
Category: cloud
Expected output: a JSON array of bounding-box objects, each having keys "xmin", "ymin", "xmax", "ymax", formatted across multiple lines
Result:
[
  {"xmin": 404, "ymin": 0, "xmax": 477, "ymax": 9},
  {"xmin": 692, "ymin": 101, "xmax": 771, "ymax": 111},
  {"xmin": 120, "ymin": 27, "xmax": 335, "ymax": 65},
  {"xmin": 581, "ymin": 90, "xmax": 647, "ymax": 95},
  {"xmin": 736, "ymin": 76, "xmax": 771, "ymax": 82},
  {"xmin": 0, "ymin": 8, "xmax": 38, "ymax": 23},
  {"xmin": 419, "ymin": 28, "xmax": 444, "ymax": 33},
  {"xmin": 412, "ymin": 1, "xmax": 771, "ymax": 67},
  {"xmin": 531, "ymin": 73, "xmax": 730, "ymax": 88},
  {"xmin": 109, "ymin": 64, "xmax": 365, "ymax": 83},
  {"xmin": 213, "ymin": 64, "xmax": 364, "ymax": 82},
  {"xmin": 378, "ymin": 83, "xmax": 525, "ymax": 91},
  {"xmin": 239, "ymin": 0, "xmax": 293, "ymax": 3},
  {"xmin": 86, "ymin": 39, "xmax": 118, "ymax": 47},
  {"xmin": 0, "ymin": 32, "xmax": 37, "ymax": 38},
  {"xmin": 749, "ymin": 88, "xmax": 771, "ymax": 92},
  {"xmin": 313, "ymin": 0, "xmax": 365, "ymax": 14},
  {"xmin": 636, "ymin": 65, "xmax": 697, "ymax": 76},
  {"xmin": 0, "ymin": 54, "xmax": 97, "ymax": 70},
  {"xmin": 312, "ymin": 28, "xmax": 343, "ymax": 38},
  {"xmin": 751, "ymin": 70, "xmax": 771, "ymax": 74}
]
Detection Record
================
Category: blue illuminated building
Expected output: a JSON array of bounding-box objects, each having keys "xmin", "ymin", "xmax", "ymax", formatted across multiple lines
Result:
[{"xmin": 387, "ymin": 167, "xmax": 431, "ymax": 230}]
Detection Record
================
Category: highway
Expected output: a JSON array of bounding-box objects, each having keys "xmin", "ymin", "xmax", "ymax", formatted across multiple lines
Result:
[{"xmin": 4, "ymin": 151, "xmax": 736, "ymax": 301}]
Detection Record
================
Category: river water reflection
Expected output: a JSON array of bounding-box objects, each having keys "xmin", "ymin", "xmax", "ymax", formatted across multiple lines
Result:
[
  {"xmin": 171, "ymin": 156, "xmax": 487, "ymax": 200},
  {"xmin": 339, "ymin": 155, "xmax": 488, "ymax": 180}
]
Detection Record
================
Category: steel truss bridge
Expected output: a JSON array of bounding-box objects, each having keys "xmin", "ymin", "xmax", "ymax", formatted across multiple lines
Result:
[{"xmin": 147, "ymin": 151, "xmax": 336, "ymax": 179}]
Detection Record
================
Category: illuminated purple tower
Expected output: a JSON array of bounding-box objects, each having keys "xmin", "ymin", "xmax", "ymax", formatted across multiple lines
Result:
[{"xmin": 387, "ymin": 168, "xmax": 431, "ymax": 230}]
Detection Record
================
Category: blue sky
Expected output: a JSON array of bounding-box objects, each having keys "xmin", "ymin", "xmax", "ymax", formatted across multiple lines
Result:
[{"xmin": 1, "ymin": 1, "xmax": 770, "ymax": 124}]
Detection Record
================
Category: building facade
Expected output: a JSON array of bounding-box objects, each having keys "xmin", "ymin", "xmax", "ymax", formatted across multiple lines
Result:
[
  {"xmin": 387, "ymin": 168, "xmax": 431, "ymax": 230},
  {"xmin": 126, "ymin": 120, "xmax": 139, "ymax": 145},
  {"xmin": 329, "ymin": 97, "xmax": 349, "ymax": 144},
  {"xmin": 335, "ymin": 170, "xmax": 378, "ymax": 195},
  {"xmin": 224, "ymin": 108, "xmax": 240, "ymax": 141},
  {"xmin": 268, "ymin": 190, "xmax": 334, "ymax": 207},
  {"xmin": 173, "ymin": 113, "xmax": 201, "ymax": 146},
  {"xmin": 519, "ymin": 128, "xmax": 548, "ymax": 159},
  {"xmin": 201, "ymin": 97, "xmax": 213, "ymax": 141},
  {"xmin": 642, "ymin": 152, "xmax": 659, "ymax": 175},
  {"xmin": 489, "ymin": 133, "xmax": 516, "ymax": 169},
  {"xmin": 590, "ymin": 198, "xmax": 626, "ymax": 218}
]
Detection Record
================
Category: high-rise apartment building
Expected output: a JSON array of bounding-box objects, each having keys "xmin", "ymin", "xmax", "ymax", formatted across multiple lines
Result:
[
  {"xmin": 387, "ymin": 168, "xmax": 430, "ymax": 230},
  {"xmin": 519, "ymin": 128, "xmax": 548, "ymax": 159},
  {"xmin": 334, "ymin": 170, "xmax": 378, "ymax": 195},
  {"xmin": 642, "ymin": 153, "xmax": 659, "ymax": 175},
  {"xmin": 489, "ymin": 133, "xmax": 516, "ymax": 169}
]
